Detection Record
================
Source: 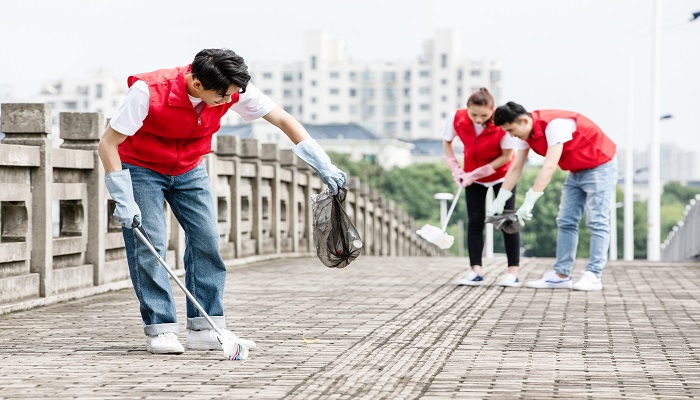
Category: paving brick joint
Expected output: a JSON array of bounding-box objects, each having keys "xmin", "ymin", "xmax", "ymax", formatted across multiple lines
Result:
[{"xmin": 1, "ymin": 256, "xmax": 699, "ymax": 399}]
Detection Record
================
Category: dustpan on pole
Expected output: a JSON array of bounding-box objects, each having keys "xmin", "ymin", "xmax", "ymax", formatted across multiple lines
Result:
[{"xmin": 416, "ymin": 186, "xmax": 463, "ymax": 249}]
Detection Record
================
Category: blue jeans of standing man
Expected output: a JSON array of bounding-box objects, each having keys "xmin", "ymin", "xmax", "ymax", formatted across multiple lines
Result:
[
  {"xmin": 553, "ymin": 156, "xmax": 618, "ymax": 278},
  {"xmin": 121, "ymin": 162, "xmax": 227, "ymax": 336}
]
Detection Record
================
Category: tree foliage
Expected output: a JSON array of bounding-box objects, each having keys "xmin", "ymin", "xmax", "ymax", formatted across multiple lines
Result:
[{"xmin": 329, "ymin": 152, "xmax": 700, "ymax": 259}]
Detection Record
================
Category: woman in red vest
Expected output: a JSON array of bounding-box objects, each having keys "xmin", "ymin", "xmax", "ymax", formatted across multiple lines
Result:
[
  {"xmin": 443, "ymin": 88, "xmax": 522, "ymax": 287},
  {"xmin": 98, "ymin": 49, "xmax": 346, "ymax": 356},
  {"xmin": 491, "ymin": 101, "xmax": 617, "ymax": 291}
]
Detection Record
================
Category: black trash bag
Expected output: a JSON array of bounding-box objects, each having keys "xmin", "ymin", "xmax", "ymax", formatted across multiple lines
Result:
[{"xmin": 310, "ymin": 187, "xmax": 362, "ymax": 268}]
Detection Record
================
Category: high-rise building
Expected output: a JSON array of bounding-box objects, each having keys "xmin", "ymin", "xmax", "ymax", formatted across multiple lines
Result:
[{"xmin": 228, "ymin": 30, "xmax": 502, "ymax": 141}]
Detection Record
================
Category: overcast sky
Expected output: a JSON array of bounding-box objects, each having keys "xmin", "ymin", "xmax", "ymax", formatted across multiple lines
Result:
[{"xmin": 1, "ymin": 0, "xmax": 699, "ymax": 152}]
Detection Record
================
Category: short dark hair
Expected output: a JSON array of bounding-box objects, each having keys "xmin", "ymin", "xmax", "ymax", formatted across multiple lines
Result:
[
  {"xmin": 494, "ymin": 101, "xmax": 530, "ymax": 126},
  {"xmin": 191, "ymin": 48, "xmax": 251, "ymax": 95}
]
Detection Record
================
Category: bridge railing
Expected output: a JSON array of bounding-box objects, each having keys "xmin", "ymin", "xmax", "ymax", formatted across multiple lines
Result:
[
  {"xmin": 661, "ymin": 194, "xmax": 700, "ymax": 261},
  {"xmin": 0, "ymin": 103, "xmax": 441, "ymax": 308}
]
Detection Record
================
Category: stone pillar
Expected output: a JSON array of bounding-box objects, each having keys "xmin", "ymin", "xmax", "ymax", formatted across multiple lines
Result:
[
  {"xmin": 217, "ymin": 136, "xmax": 242, "ymax": 259},
  {"xmin": 280, "ymin": 149, "xmax": 299, "ymax": 253},
  {"xmin": 1, "ymin": 103, "xmax": 54, "ymax": 297},
  {"xmin": 59, "ymin": 112, "xmax": 106, "ymax": 284},
  {"xmin": 261, "ymin": 143, "xmax": 280, "ymax": 255},
  {"xmin": 240, "ymin": 139, "xmax": 262, "ymax": 255}
]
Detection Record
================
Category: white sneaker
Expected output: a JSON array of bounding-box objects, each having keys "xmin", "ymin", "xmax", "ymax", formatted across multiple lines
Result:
[
  {"xmin": 456, "ymin": 271, "xmax": 486, "ymax": 286},
  {"xmin": 146, "ymin": 332, "xmax": 185, "ymax": 354},
  {"xmin": 525, "ymin": 270, "xmax": 573, "ymax": 289},
  {"xmin": 573, "ymin": 271, "xmax": 603, "ymax": 291},
  {"xmin": 186, "ymin": 329, "xmax": 257, "ymax": 350},
  {"xmin": 496, "ymin": 273, "xmax": 521, "ymax": 287}
]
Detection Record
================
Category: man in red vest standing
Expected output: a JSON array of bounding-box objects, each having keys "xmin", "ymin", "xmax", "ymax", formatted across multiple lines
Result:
[
  {"xmin": 489, "ymin": 102, "xmax": 617, "ymax": 291},
  {"xmin": 98, "ymin": 49, "xmax": 346, "ymax": 355}
]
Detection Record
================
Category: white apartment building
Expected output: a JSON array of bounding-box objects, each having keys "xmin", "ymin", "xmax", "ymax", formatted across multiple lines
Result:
[{"xmin": 230, "ymin": 30, "xmax": 502, "ymax": 141}]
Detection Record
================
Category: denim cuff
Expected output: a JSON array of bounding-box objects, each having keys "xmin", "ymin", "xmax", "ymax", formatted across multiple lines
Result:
[
  {"xmin": 187, "ymin": 316, "xmax": 225, "ymax": 331},
  {"xmin": 143, "ymin": 322, "xmax": 180, "ymax": 336}
]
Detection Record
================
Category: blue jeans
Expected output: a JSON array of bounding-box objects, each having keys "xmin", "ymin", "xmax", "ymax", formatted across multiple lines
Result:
[
  {"xmin": 553, "ymin": 156, "xmax": 618, "ymax": 278},
  {"xmin": 121, "ymin": 162, "xmax": 227, "ymax": 336}
]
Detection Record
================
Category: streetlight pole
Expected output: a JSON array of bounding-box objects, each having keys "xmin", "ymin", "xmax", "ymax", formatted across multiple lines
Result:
[
  {"xmin": 624, "ymin": 50, "xmax": 635, "ymax": 261},
  {"xmin": 647, "ymin": 0, "xmax": 661, "ymax": 261},
  {"xmin": 646, "ymin": 5, "xmax": 700, "ymax": 261}
]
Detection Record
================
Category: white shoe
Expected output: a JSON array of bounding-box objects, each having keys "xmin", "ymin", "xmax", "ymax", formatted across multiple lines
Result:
[
  {"xmin": 456, "ymin": 271, "xmax": 486, "ymax": 286},
  {"xmin": 186, "ymin": 329, "xmax": 257, "ymax": 350},
  {"xmin": 525, "ymin": 270, "xmax": 573, "ymax": 289},
  {"xmin": 573, "ymin": 271, "xmax": 603, "ymax": 291},
  {"xmin": 496, "ymin": 273, "xmax": 521, "ymax": 287},
  {"xmin": 146, "ymin": 332, "xmax": 185, "ymax": 354}
]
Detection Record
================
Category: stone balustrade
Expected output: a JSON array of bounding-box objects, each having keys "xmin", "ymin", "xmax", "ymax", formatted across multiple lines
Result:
[{"xmin": 0, "ymin": 103, "xmax": 441, "ymax": 308}]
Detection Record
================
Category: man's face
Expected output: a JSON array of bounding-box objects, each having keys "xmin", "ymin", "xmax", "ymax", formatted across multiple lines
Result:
[
  {"xmin": 194, "ymin": 81, "xmax": 240, "ymax": 107},
  {"xmin": 500, "ymin": 116, "xmax": 532, "ymax": 140},
  {"xmin": 467, "ymin": 104, "xmax": 494, "ymax": 125}
]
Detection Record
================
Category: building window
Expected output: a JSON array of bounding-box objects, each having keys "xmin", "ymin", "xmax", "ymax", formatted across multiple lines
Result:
[
  {"xmin": 384, "ymin": 88, "xmax": 397, "ymax": 99},
  {"xmin": 330, "ymin": 105, "xmax": 340, "ymax": 112},
  {"xmin": 283, "ymin": 72, "xmax": 293, "ymax": 82},
  {"xmin": 350, "ymin": 105, "xmax": 357, "ymax": 115},
  {"xmin": 404, "ymin": 88, "xmax": 410, "ymax": 96},
  {"xmin": 330, "ymin": 88, "xmax": 339, "ymax": 95},
  {"xmin": 311, "ymin": 113, "xmax": 316, "ymax": 120},
  {"xmin": 404, "ymin": 104, "xmax": 411, "ymax": 113},
  {"xmin": 441, "ymin": 112, "xmax": 447, "ymax": 118},
  {"xmin": 311, "ymin": 80, "xmax": 317, "ymax": 87},
  {"xmin": 490, "ymin": 70, "xmax": 501, "ymax": 82},
  {"xmin": 457, "ymin": 70, "xmax": 463, "ymax": 80},
  {"xmin": 384, "ymin": 122, "xmax": 396, "ymax": 133},
  {"xmin": 419, "ymin": 104, "xmax": 430, "ymax": 111},
  {"xmin": 95, "ymin": 84, "xmax": 103, "ymax": 99},
  {"xmin": 470, "ymin": 70, "xmax": 481, "ymax": 77},
  {"xmin": 383, "ymin": 72, "xmax": 396, "ymax": 82},
  {"xmin": 441, "ymin": 96, "xmax": 447, "ymax": 102},
  {"xmin": 330, "ymin": 71, "xmax": 340, "ymax": 79},
  {"xmin": 263, "ymin": 72, "xmax": 273, "ymax": 79},
  {"xmin": 384, "ymin": 104, "xmax": 397, "ymax": 116},
  {"xmin": 283, "ymin": 90, "xmax": 293, "ymax": 98},
  {"xmin": 263, "ymin": 89, "xmax": 273, "ymax": 96},
  {"xmin": 404, "ymin": 71, "xmax": 411, "ymax": 81},
  {"xmin": 419, "ymin": 70, "xmax": 430, "ymax": 77},
  {"xmin": 419, "ymin": 87, "xmax": 430, "ymax": 95},
  {"xmin": 64, "ymin": 101, "xmax": 78, "ymax": 110},
  {"xmin": 364, "ymin": 105, "xmax": 375, "ymax": 115},
  {"xmin": 419, "ymin": 120, "xmax": 431, "ymax": 128},
  {"xmin": 441, "ymin": 79, "xmax": 447, "ymax": 85},
  {"xmin": 284, "ymin": 105, "xmax": 293, "ymax": 113},
  {"xmin": 349, "ymin": 72, "xmax": 357, "ymax": 81},
  {"xmin": 441, "ymin": 54, "xmax": 448, "ymax": 69},
  {"xmin": 349, "ymin": 89, "xmax": 357, "ymax": 97},
  {"xmin": 362, "ymin": 88, "xmax": 375, "ymax": 97},
  {"xmin": 404, "ymin": 121, "xmax": 411, "ymax": 130},
  {"xmin": 362, "ymin": 71, "xmax": 374, "ymax": 82},
  {"xmin": 311, "ymin": 97, "xmax": 317, "ymax": 104},
  {"xmin": 310, "ymin": 56, "xmax": 317, "ymax": 70}
]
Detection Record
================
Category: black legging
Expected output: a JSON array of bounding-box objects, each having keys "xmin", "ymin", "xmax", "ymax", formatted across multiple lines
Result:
[{"xmin": 464, "ymin": 182, "xmax": 520, "ymax": 267}]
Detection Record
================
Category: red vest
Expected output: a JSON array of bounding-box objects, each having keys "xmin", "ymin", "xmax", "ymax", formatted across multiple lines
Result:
[
  {"xmin": 453, "ymin": 109, "xmax": 512, "ymax": 182},
  {"xmin": 527, "ymin": 110, "xmax": 616, "ymax": 172},
  {"xmin": 118, "ymin": 65, "xmax": 240, "ymax": 175}
]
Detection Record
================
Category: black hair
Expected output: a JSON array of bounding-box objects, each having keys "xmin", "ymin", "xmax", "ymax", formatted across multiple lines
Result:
[
  {"xmin": 493, "ymin": 101, "xmax": 530, "ymax": 126},
  {"xmin": 191, "ymin": 48, "xmax": 251, "ymax": 95},
  {"xmin": 467, "ymin": 87, "xmax": 494, "ymax": 108}
]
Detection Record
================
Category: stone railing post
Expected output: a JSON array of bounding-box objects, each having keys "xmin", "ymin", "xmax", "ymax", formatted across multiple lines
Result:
[
  {"xmin": 1, "ymin": 103, "xmax": 54, "ymax": 297},
  {"xmin": 240, "ymin": 139, "xmax": 262, "ymax": 255},
  {"xmin": 280, "ymin": 149, "xmax": 300, "ymax": 253},
  {"xmin": 261, "ymin": 143, "xmax": 280, "ymax": 255},
  {"xmin": 217, "ymin": 136, "xmax": 242, "ymax": 258},
  {"xmin": 58, "ymin": 112, "xmax": 106, "ymax": 285}
]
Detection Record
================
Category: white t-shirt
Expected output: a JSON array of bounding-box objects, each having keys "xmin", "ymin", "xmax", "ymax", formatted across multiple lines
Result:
[
  {"xmin": 110, "ymin": 80, "xmax": 277, "ymax": 136},
  {"xmin": 441, "ymin": 110, "xmax": 521, "ymax": 150},
  {"xmin": 441, "ymin": 110, "xmax": 521, "ymax": 187},
  {"xmin": 513, "ymin": 118, "xmax": 576, "ymax": 150}
]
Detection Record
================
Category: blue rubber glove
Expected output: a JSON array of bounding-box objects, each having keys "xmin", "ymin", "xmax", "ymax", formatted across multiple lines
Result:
[
  {"xmin": 105, "ymin": 169, "xmax": 141, "ymax": 229},
  {"xmin": 515, "ymin": 189, "xmax": 544, "ymax": 225},
  {"xmin": 486, "ymin": 188, "xmax": 512, "ymax": 216},
  {"xmin": 292, "ymin": 138, "xmax": 347, "ymax": 194}
]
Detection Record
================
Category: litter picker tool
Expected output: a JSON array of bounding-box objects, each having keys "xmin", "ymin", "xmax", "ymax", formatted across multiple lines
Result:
[
  {"xmin": 416, "ymin": 186, "xmax": 463, "ymax": 249},
  {"xmin": 133, "ymin": 225, "xmax": 248, "ymax": 360}
]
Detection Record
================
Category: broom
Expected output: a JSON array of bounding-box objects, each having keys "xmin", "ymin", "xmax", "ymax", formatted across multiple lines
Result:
[{"xmin": 416, "ymin": 186, "xmax": 463, "ymax": 249}]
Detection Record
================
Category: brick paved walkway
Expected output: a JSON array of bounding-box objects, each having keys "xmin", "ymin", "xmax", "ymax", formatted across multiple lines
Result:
[{"xmin": 1, "ymin": 256, "xmax": 699, "ymax": 399}]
